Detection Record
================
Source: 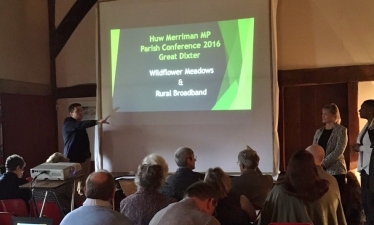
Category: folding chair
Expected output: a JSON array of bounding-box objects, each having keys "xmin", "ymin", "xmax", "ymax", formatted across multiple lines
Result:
[
  {"xmin": 0, "ymin": 199, "xmax": 28, "ymax": 217},
  {"xmin": 0, "ymin": 212, "xmax": 13, "ymax": 225},
  {"xmin": 31, "ymin": 190, "xmax": 65, "ymax": 225}
]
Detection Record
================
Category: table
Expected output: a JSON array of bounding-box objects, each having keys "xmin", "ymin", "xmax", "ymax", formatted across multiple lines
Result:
[{"xmin": 20, "ymin": 174, "xmax": 84, "ymax": 214}]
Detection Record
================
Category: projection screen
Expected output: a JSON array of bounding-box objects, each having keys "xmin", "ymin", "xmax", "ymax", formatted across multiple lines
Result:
[{"xmin": 98, "ymin": 0, "xmax": 278, "ymax": 174}]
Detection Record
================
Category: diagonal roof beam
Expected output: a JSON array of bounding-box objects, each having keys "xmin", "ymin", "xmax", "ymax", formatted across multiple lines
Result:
[{"xmin": 51, "ymin": 0, "xmax": 97, "ymax": 59}]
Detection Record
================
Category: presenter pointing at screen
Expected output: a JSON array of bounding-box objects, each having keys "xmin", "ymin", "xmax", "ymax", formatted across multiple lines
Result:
[{"xmin": 63, "ymin": 103, "xmax": 110, "ymax": 195}]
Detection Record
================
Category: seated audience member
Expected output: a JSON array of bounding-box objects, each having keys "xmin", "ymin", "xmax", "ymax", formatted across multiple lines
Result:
[
  {"xmin": 204, "ymin": 167, "xmax": 256, "ymax": 224},
  {"xmin": 163, "ymin": 147, "xmax": 204, "ymax": 200},
  {"xmin": 114, "ymin": 179, "xmax": 126, "ymax": 212},
  {"xmin": 259, "ymin": 150, "xmax": 346, "ymax": 225},
  {"xmin": 120, "ymin": 157, "xmax": 176, "ymax": 225},
  {"xmin": 0, "ymin": 154, "xmax": 30, "ymax": 205},
  {"xmin": 32, "ymin": 152, "xmax": 73, "ymax": 215},
  {"xmin": 231, "ymin": 147, "xmax": 273, "ymax": 209},
  {"xmin": 344, "ymin": 171, "xmax": 365, "ymax": 225},
  {"xmin": 60, "ymin": 170, "xmax": 132, "ymax": 225},
  {"xmin": 142, "ymin": 153, "xmax": 169, "ymax": 178},
  {"xmin": 306, "ymin": 144, "xmax": 341, "ymax": 198},
  {"xmin": 142, "ymin": 153, "xmax": 176, "ymax": 198},
  {"xmin": 149, "ymin": 181, "xmax": 220, "ymax": 225}
]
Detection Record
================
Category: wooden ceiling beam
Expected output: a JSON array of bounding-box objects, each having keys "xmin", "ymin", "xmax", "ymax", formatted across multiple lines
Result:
[
  {"xmin": 51, "ymin": 0, "xmax": 98, "ymax": 58},
  {"xmin": 279, "ymin": 64, "xmax": 374, "ymax": 87},
  {"xmin": 56, "ymin": 83, "xmax": 96, "ymax": 99}
]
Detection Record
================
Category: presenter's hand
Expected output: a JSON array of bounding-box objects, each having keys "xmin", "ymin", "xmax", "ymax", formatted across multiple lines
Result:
[
  {"xmin": 353, "ymin": 144, "xmax": 361, "ymax": 152},
  {"xmin": 98, "ymin": 115, "xmax": 110, "ymax": 124}
]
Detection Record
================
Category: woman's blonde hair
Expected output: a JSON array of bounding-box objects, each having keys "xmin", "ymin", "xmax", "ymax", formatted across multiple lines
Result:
[
  {"xmin": 46, "ymin": 152, "xmax": 69, "ymax": 163},
  {"xmin": 140, "ymin": 154, "xmax": 169, "ymax": 183},
  {"xmin": 204, "ymin": 167, "xmax": 232, "ymax": 199},
  {"xmin": 323, "ymin": 103, "xmax": 341, "ymax": 124}
]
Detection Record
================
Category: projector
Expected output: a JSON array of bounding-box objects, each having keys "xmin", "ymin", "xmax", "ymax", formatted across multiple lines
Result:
[{"xmin": 30, "ymin": 162, "xmax": 82, "ymax": 180}]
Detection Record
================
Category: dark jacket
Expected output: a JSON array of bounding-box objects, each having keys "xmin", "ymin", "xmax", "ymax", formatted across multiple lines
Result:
[
  {"xmin": 164, "ymin": 168, "xmax": 204, "ymax": 201},
  {"xmin": 216, "ymin": 191, "xmax": 251, "ymax": 225},
  {"xmin": 63, "ymin": 117, "xmax": 97, "ymax": 163},
  {"xmin": 368, "ymin": 129, "xmax": 374, "ymax": 192},
  {"xmin": 231, "ymin": 169, "xmax": 273, "ymax": 208},
  {"xmin": 0, "ymin": 172, "xmax": 30, "ymax": 205}
]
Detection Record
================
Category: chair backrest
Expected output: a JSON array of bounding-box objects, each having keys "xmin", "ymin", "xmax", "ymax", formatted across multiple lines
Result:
[
  {"xmin": 0, "ymin": 212, "xmax": 13, "ymax": 225},
  {"xmin": 34, "ymin": 202, "xmax": 63, "ymax": 225},
  {"xmin": 0, "ymin": 199, "xmax": 28, "ymax": 217}
]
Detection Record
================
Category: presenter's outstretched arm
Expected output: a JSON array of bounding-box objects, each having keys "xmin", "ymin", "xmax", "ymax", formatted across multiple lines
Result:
[{"xmin": 97, "ymin": 115, "xmax": 111, "ymax": 124}]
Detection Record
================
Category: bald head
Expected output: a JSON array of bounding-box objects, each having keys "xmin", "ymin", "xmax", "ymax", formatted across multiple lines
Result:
[
  {"xmin": 305, "ymin": 144, "xmax": 325, "ymax": 166},
  {"xmin": 85, "ymin": 170, "xmax": 115, "ymax": 201}
]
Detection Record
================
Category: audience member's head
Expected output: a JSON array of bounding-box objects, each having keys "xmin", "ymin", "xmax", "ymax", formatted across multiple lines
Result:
[
  {"xmin": 142, "ymin": 153, "xmax": 169, "ymax": 181},
  {"xmin": 46, "ymin": 152, "xmax": 69, "ymax": 163},
  {"xmin": 363, "ymin": 99, "xmax": 374, "ymax": 108},
  {"xmin": 237, "ymin": 147, "xmax": 260, "ymax": 173},
  {"xmin": 5, "ymin": 154, "xmax": 26, "ymax": 178},
  {"xmin": 281, "ymin": 150, "xmax": 329, "ymax": 203},
  {"xmin": 85, "ymin": 170, "xmax": 115, "ymax": 201},
  {"xmin": 68, "ymin": 103, "xmax": 83, "ymax": 121},
  {"xmin": 184, "ymin": 181, "xmax": 218, "ymax": 215},
  {"xmin": 359, "ymin": 99, "xmax": 374, "ymax": 120},
  {"xmin": 174, "ymin": 147, "xmax": 196, "ymax": 170},
  {"xmin": 322, "ymin": 103, "xmax": 341, "ymax": 124},
  {"xmin": 204, "ymin": 167, "xmax": 231, "ymax": 199},
  {"xmin": 344, "ymin": 171, "xmax": 365, "ymax": 224},
  {"xmin": 135, "ymin": 164, "xmax": 164, "ymax": 191},
  {"xmin": 346, "ymin": 171, "xmax": 360, "ymax": 190},
  {"xmin": 305, "ymin": 144, "xmax": 325, "ymax": 166}
]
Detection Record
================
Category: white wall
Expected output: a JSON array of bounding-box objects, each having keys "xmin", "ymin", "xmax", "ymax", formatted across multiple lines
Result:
[
  {"xmin": 0, "ymin": 0, "xmax": 49, "ymax": 84},
  {"xmin": 277, "ymin": 0, "xmax": 374, "ymax": 70},
  {"xmin": 1, "ymin": 1, "xmax": 373, "ymax": 85},
  {"xmin": 53, "ymin": 0, "xmax": 374, "ymax": 86},
  {"xmin": 56, "ymin": 1, "xmax": 96, "ymax": 87},
  {"xmin": 50, "ymin": 1, "xmax": 374, "ymax": 171}
]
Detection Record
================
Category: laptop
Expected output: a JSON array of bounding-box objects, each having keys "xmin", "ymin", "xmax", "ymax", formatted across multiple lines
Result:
[{"xmin": 12, "ymin": 217, "xmax": 53, "ymax": 225}]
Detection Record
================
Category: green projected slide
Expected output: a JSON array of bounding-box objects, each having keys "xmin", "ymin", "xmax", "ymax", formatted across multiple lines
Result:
[{"xmin": 110, "ymin": 18, "xmax": 254, "ymax": 112}]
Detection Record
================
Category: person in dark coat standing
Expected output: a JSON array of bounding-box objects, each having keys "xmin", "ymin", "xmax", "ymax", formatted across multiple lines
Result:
[
  {"xmin": 63, "ymin": 103, "xmax": 109, "ymax": 195},
  {"xmin": 354, "ymin": 99, "xmax": 374, "ymax": 224}
]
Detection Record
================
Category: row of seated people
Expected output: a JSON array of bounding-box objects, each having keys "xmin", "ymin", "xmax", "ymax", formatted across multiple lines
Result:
[
  {"xmin": 0, "ymin": 153, "xmax": 74, "ymax": 216},
  {"xmin": 63, "ymin": 145, "xmax": 362, "ymax": 225},
  {"xmin": 0, "ymin": 145, "xmax": 365, "ymax": 225},
  {"xmin": 117, "ymin": 147, "xmax": 271, "ymax": 225},
  {"xmin": 0, "ymin": 147, "xmax": 268, "ymax": 225}
]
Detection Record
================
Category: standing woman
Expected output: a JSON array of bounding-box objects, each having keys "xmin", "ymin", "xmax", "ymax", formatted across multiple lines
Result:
[
  {"xmin": 354, "ymin": 99, "xmax": 374, "ymax": 224},
  {"xmin": 313, "ymin": 103, "xmax": 348, "ymax": 194}
]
